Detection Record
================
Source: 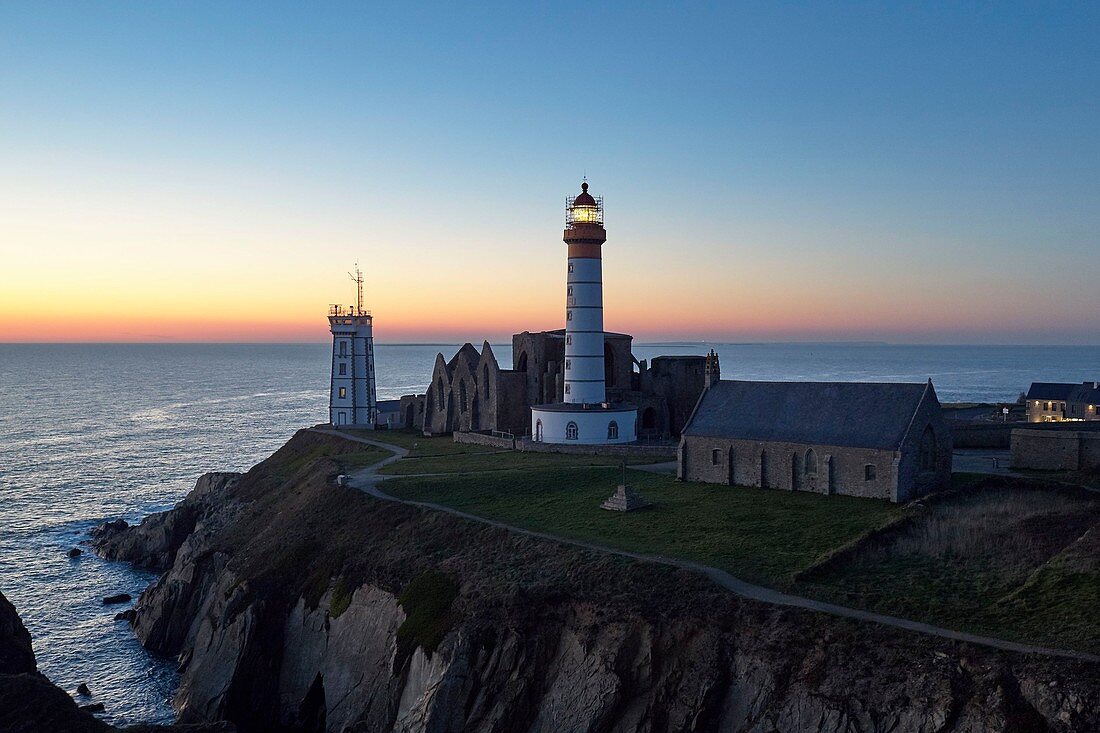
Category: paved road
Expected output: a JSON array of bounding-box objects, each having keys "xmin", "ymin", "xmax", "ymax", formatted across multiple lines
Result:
[
  {"xmin": 952, "ymin": 449, "xmax": 1016, "ymax": 475},
  {"xmin": 311, "ymin": 428, "xmax": 1099, "ymax": 664}
]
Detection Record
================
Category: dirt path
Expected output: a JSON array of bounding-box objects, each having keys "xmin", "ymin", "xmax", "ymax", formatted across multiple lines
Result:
[{"xmin": 312, "ymin": 428, "xmax": 1100, "ymax": 664}]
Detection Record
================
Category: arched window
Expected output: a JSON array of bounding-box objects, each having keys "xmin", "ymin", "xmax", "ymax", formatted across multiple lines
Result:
[
  {"xmin": 604, "ymin": 342, "xmax": 615, "ymax": 386},
  {"xmin": 436, "ymin": 380, "xmax": 445, "ymax": 409},
  {"xmin": 711, "ymin": 448, "xmax": 720, "ymax": 465},
  {"xmin": 566, "ymin": 421, "xmax": 578, "ymax": 440},
  {"xmin": 864, "ymin": 464, "xmax": 876, "ymax": 481},
  {"xmin": 608, "ymin": 421, "xmax": 618, "ymax": 439},
  {"xmin": 517, "ymin": 352, "xmax": 528, "ymax": 372},
  {"xmin": 805, "ymin": 449, "xmax": 817, "ymax": 474},
  {"xmin": 535, "ymin": 419, "xmax": 543, "ymax": 442},
  {"xmin": 482, "ymin": 365, "xmax": 490, "ymax": 395},
  {"xmin": 919, "ymin": 426, "xmax": 937, "ymax": 471},
  {"xmin": 459, "ymin": 380, "xmax": 468, "ymax": 413}
]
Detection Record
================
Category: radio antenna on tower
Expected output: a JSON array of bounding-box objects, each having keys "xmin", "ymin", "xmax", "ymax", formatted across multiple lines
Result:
[{"xmin": 348, "ymin": 263, "xmax": 364, "ymax": 316}]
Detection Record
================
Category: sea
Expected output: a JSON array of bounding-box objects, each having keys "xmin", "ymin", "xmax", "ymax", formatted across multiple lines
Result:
[{"xmin": 1, "ymin": 342, "xmax": 1098, "ymax": 725}]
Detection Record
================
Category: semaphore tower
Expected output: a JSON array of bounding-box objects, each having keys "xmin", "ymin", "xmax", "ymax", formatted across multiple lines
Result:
[
  {"xmin": 328, "ymin": 264, "xmax": 377, "ymax": 428},
  {"xmin": 530, "ymin": 181, "xmax": 637, "ymax": 445}
]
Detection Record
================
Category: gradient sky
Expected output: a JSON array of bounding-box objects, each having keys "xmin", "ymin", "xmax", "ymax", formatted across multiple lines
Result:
[{"xmin": 1, "ymin": 2, "xmax": 1097, "ymax": 344}]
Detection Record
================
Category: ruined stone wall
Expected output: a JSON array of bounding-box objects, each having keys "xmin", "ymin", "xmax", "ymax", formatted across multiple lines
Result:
[
  {"xmin": 397, "ymin": 395, "xmax": 426, "ymax": 431},
  {"xmin": 680, "ymin": 436, "xmax": 901, "ymax": 501},
  {"xmin": 638, "ymin": 356, "xmax": 705, "ymax": 438}
]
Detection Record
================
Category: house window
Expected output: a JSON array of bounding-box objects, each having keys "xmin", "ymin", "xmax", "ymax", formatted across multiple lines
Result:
[
  {"xmin": 566, "ymin": 422, "xmax": 578, "ymax": 440},
  {"xmin": 711, "ymin": 449, "xmax": 720, "ymax": 465},
  {"xmin": 864, "ymin": 464, "xmax": 876, "ymax": 481},
  {"xmin": 608, "ymin": 421, "xmax": 618, "ymax": 439},
  {"xmin": 339, "ymin": 363, "xmax": 347, "ymax": 376},
  {"xmin": 339, "ymin": 387, "xmax": 347, "ymax": 399}
]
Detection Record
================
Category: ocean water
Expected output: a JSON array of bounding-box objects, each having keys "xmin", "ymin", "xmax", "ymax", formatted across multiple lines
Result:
[{"xmin": 1, "ymin": 341, "xmax": 1098, "ymax": 725}]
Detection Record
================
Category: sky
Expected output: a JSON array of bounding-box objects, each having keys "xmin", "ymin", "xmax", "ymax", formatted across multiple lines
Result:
[{"xmin": 1, "ymin": 2, "xmax": 1097, "ymax": 344}]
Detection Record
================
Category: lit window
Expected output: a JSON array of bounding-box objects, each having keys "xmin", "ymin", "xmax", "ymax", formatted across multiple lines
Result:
[
  {"xmin": 566, "ymin": 422, "xmax": 578, "ymax": 440},
  {"xmin": 864, "ymin": 464, "xmax": 876, "ymax": 481},
  {"xmin": 339, "ymin": 363, "xmax": 347, "ymax": 376},
  {"xmin": 339, "ymin": 387, "xmax": 347, "ymax": 399},
  {"xmin": 608, "ymin": 421, "xmax": 618, "ymax": 439}
]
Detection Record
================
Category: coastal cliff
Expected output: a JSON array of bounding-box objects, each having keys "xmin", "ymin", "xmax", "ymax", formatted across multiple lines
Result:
[{"xmin": 95, "ymin": 430, "xmax": 1100, "ymax": 732}]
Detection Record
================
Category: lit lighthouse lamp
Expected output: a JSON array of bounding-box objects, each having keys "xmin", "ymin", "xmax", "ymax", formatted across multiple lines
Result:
[{"xmin": 530, "ymin": 181, "xmax": 637, "ymax": 445}]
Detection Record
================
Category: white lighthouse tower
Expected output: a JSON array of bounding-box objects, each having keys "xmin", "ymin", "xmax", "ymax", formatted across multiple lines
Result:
[
  {"xmin": 328, "ymin": 265, "xmax": 377, "ymax": 428},
  {"xmin": 531, "ymin": 181, "xmax": 637, "ymax": 444}
]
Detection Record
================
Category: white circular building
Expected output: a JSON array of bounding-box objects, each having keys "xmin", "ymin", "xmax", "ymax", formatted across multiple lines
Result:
[{"xmin": 531, "ymin": 182, "xmax": 637, "ymax": 445}]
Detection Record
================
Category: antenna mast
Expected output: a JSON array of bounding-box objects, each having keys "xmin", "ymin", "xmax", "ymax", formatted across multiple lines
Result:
[{"xmin": 348, "ymin": 263, "xmax": 364, "ymax": 316}]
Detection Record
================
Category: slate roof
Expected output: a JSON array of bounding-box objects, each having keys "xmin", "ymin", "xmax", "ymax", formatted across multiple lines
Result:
[
  {"xmin": 682, "ymin": 380, "xmax": 933, "ymax": 450},
  {"xmin": 1026, "ymin": 383, "xmax": 1079, "ymax": 401},
  {"xmin": 1026, "ymin": 382, "xmax": 1100, "ymax": 404}
]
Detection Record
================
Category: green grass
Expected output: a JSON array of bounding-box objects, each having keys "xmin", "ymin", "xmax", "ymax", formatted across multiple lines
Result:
[
  {"xmin": 385, "ymin": 467, "xmax": 902, "ymax": 586},
  {"xmin": 380, "ymin": 449, "xmax": 664, "ymax": 476},
  {"xmin": 346, "ymin": 429, "xmax": 498, "ymax": 458},
  {"xmin": 395, "ymin": 570, "xmax": 459, "ymax": 667}
]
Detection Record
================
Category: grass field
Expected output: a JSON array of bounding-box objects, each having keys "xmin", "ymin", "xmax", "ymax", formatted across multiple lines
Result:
[
  {"xmin": 385, "ymin": 465, "xmax": 903, "ymax": 585},
  {"xmin": 376, "ymin": 443, "xmax": 1100, "ymax": 653}
]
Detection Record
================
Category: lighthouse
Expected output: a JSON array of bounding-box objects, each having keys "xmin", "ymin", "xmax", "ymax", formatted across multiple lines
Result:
[
  {"xmin": 531, "ymin": 181, "xmax": 637, "ymax": 444},
  {"xmin": 328, "ymin": 265, "xmax": 377, "ymax": 428}
]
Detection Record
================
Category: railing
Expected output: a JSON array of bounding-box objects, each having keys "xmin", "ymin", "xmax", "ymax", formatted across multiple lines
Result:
[
  {"xmin": 328, "ymin": 305, "xmax": 371, "ymax": 317},
  {"xmin": 565, "ymin": 196, "xmax": 604, "ymax": 227}
]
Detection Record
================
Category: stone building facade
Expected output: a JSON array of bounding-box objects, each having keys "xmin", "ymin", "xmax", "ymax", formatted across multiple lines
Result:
[
  {"xmin": 678, "ymin": 379, "xmax": 952, "ymax": 503},
  {"xmin": 399, "ymin": 330, "xmax": 705, "ymax": 439},
  {"xmin": 1025, "ymin": 382, "xmax": 1100, "ymax": 422}
]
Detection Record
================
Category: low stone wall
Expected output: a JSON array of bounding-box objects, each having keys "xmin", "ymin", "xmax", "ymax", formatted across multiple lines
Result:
[
  {"xmin": 517, "ymin": 438, "xmax": 676, "ymax": 460},
  {"xmin": 453, "ymin": 432, "xmax": 516, "ymax": 450},
  {"xmin": 1012, "ymin": 428, "xmax": 1100, "ymax": 471}
]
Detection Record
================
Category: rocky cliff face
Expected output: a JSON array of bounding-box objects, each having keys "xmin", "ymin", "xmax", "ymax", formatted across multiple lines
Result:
[{"xmin": 96, "ymin": 430, "xmax": 1100, "ymax": 733}]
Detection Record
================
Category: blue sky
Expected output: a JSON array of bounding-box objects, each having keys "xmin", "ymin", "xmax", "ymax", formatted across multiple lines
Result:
[{"xmin": 1, "ymin": 2, "xmax": 1098, "ymax": 343}]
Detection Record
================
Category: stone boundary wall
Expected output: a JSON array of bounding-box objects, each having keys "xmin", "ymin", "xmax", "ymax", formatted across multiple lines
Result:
[
  {"xmin": 1012, "ymin": 428, "xmax": 1100, "ymax": 471},
  {"xmin": 517, "ymin": 438, "xmax": 677, "ymax": 460},
  {"xmin": 949, "ymin": 422, "xmax": 1013, "ymax": 449},
  {"xmin": 453, "ymin": 432, "xmax": 516, "ymax": 450}
]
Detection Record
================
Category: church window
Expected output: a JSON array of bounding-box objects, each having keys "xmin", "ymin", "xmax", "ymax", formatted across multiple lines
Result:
[
  {"xmin": 566, "ymin": 422, "xmax": 578, "ymax": 440},
  {"xmin": 339, "ymin": 363, "xmax": 347, "ymax": 376},
  {"xmin": 805, "ymin": 449, "xmax": 817, "ymax": 474},
  {"xmin": 711, "ymin": 449, "xmax": 720, "ymax": 465},
  {"xmin": 483, "ymin": 365, "xmax": 490, "ymax": 393},
  {"xmin": 864, "ymin": 464, "xmax": 876, "ymax": 481},
  {"xmin": 919, "ymin": 426, "xmax": 937, "ymax": 471},
  {"xmin": 339, "ymin": 387, "xmax": 346, "ymax": 399},
  {"xmin": 459, "ymin": 380, "xmax": 468, "ymax": 413},
  {"xmin": 608, "ymin": 421, "xmax": 618, "ymax": 439},
  {"xmin": 437, "ymin": 380, "xmax": 445, "ymax": 408}
]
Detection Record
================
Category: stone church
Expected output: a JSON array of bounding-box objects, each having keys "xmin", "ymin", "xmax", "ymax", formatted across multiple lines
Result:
[
  {"xmin": 399, "ymin": 330, "xmax": 706, "ymax": 439},
  {"xmin": 678, "ymin": 373, "xmax": 952, "ymax": 503}
]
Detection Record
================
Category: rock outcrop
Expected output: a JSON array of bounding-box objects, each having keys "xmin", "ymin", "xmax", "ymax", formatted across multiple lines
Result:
[
  {"xmin": 92, "ymin": 472, "xmax": 241, "ymax": 573},
  {"xmin": 106, "ymin": 430, "xmax": 1100, "ymax": 732}
]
